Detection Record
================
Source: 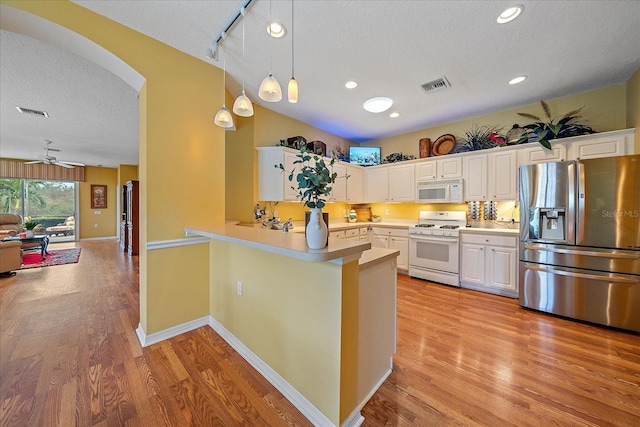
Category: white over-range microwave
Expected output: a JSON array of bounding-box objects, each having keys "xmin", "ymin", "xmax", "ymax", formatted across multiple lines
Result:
[{"xmin": 416, "ymin": 178, "xmax": 464, "ymax": 203}]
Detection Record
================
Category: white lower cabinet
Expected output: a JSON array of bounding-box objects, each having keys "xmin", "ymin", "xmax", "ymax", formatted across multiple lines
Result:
[
  {"xmin": 460, "ymin": 232, "xmax": 518, "ymax": 298},
  {"xmin": 372, "ymin": 227, "xmax": 408, "ymax": 272}
]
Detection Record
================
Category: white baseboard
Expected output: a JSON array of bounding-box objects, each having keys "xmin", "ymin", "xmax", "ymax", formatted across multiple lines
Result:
[
  {"xmin": 208, "ymin": 316, "xmax": 352, "ymax": 427},
  {"xmin": 135, "ymin": 316, "xmax": 209, "ymax": 347},
  {"xmin": 341, "ymin": 408, "xmax": 365, "ymax": 427},
  {"xmin": 357, "ymin": 367, "xmax": 393, "ymax": 412},
  {"xmin": 135, "ymin": 315, "xmax": 366, "ymax": 427}
]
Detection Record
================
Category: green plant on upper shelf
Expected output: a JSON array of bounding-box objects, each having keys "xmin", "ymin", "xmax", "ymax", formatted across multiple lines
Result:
[
  {"xmin": 453, "ymin": 124, "xmax": 504, "ymax": 153},
  {"xmin": 516, "ymin": 100, "xmax": 596, "ymax": 149},
  {"xmin": 275, "ymin": 146, "xmax": 348, "ymax": 209},
  {"xmin": 23, "ymin": 221, "xmax": 37, "ymax": 230}
]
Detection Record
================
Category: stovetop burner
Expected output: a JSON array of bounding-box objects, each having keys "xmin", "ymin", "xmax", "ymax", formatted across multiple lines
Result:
[
  {"xmin": 415, "ymin": 224, "xmax": 435, "ymax": 228},
  {"xmin": 440, "ymin": 225, "xmax": 460, "ymax": 230}
]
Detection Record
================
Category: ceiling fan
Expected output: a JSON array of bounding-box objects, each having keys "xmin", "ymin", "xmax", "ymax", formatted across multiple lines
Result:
[{"xmin": 24, "ymin": 140, "xmax": 85, "ymax": 169}]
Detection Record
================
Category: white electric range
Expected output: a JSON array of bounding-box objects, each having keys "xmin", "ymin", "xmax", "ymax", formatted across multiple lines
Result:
[{"xmin": 408, "ymin": 211, "xmax": 467, "ymax": 287}]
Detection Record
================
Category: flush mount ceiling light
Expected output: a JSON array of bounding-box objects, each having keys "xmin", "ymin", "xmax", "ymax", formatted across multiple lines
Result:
[
  {"xmin": 509, "ymin": 75, "xmax": 527, "ymax": 85},
  {"xmin": 345, "ymin": 80, "xmax": 358, "ymax": 89},
  {"xmin": 497, "ymin": 5, "xmax": 524, "ymax": 23},
  {"xmin": 233, "ymin": 7, "xmax": 254, "ymax": 117},
  {"xmin": 267, "ymin": 21, "xmax": 286, "ymax": 38},
  {"xmin": 363, "ymin": 97, "xmax": 393, "ymax": 113},
  {"xmin": 389, "ymin": 112, "xmax": 400, "ymax": 118}
]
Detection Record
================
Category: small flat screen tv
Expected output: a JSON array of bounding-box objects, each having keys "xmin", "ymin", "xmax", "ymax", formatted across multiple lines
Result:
[{"xmin": 349, "ymin": 146, "xmax": 381, "ymax": 166}]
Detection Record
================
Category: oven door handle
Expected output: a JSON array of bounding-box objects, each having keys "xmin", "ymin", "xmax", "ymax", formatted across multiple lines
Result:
[
  {"xmin": 410, "ymin": 236, "xmax": 458, "ymax": 243},
  {"xmin": 523, "ymin": 264, "xmax": 640, "ymax": 284},
  {"xmin": 523, "ymin": 244, "xmax": 640, "ymax": 260}
]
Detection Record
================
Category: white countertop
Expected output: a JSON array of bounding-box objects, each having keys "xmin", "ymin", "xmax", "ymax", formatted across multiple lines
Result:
[
  {"xmin": 359, "ymin": 247, "xmax": 399, "ymax": 269},
  {"xmin": 185, "ymin": 224, "xmax": 371, "ymax": 263},
  {"xmin": 461, "ymin": 226, "xmax": 519, "ymax": 235}
]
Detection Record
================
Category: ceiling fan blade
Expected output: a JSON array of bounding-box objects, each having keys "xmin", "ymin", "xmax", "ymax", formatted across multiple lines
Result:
[
  {"xmin": 59, "ymin": 160, "xmax": 85, "ymax": 167},
  {"xmin": 56, "ymin": 162, "xmax": 75, "ymax": 169},
  {"xmin": 24, "ymin": 160, "xmax": 43, "ymax": 165}
]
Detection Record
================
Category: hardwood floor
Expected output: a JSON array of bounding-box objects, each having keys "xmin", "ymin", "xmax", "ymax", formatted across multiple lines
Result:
[{"xmin": 1, "ymin": 240, "xmax": 639, "ymax": 426}]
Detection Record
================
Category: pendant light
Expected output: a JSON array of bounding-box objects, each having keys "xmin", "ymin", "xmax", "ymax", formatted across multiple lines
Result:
[
  {"xmin": 233, "ymin": 7, "xmax": 254, "ymax": 117},
  {"xmin": 287, "ymin": 0, "xmax": 298, "ymax": 103},
  {"xmin": 214, "ymin": 44, "xmax": 234, "ymax": 128},
  {"xmin": 259, "ymin": 0, "xmax": 283, "ymax": 102}
]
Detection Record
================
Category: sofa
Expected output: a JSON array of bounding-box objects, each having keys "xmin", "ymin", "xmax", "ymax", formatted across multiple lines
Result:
[{"xmin": 0, "ymin": 240, "xmax": 22, "ymax": 275}]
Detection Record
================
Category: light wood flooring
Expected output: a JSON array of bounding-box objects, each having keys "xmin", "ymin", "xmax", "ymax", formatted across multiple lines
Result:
[{"xmin": 1, "ymin": 240, "xmax": 639, "ymax": 426}]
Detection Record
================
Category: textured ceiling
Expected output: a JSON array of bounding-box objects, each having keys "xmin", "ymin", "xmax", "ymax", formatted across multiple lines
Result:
[{"xmin": 1, "ymin": 1, "xmax": 639, "ymax": 168}]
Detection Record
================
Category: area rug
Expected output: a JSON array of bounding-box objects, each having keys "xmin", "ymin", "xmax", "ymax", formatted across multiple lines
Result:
[{"xmin": 21, "ymin": 248, "xmax": 81, "ymax": 269}]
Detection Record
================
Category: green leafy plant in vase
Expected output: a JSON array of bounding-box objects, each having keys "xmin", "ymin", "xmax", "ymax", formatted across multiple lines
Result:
[
  {"xmin": 276, "ymin": 147, "xmax": 347, "ymax": 248},
  {"xmin": 516, "ymin": 100, "xmax": 596, "ymax": 149},
  {"xmin": 23, "ymin": 221, "xmax": 37, "ymax": 238}
]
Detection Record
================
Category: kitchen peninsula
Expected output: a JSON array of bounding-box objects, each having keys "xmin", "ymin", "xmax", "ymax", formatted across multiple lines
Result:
[{"xmin": 185, "ymin": 224, "xmax": 399, "ymax": 427}]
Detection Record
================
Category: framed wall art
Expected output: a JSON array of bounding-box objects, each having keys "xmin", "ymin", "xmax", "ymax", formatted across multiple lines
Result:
[{"xmin": 91, "ymin": 184, "xmax": 107, "ymax": 209}]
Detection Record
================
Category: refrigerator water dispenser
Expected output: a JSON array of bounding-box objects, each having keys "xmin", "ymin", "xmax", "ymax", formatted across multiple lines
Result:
[{"xmin": 540, "ymin": 208, "xmax": 566, "ymax": 240}]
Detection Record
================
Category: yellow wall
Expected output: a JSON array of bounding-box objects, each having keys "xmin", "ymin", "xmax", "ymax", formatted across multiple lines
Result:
[
  {"xmin": 2, "ymin": 1, "xmax": 220, "ymax": 335},
  {"xmin": 209, "ymin": 239, "xmax": 346, "ymax": 424},
  {"xmin": 626, "ymin": 67, "xmax": 640, "ymax": 151},
  {"xmin": 226, "ymin": 97, "xmax": 255, "ymax": 223},
  {"xmin": 371, "ymin": 85, "xmax": 627, "ymax": 160},
  {"xmin": 79, "ymin": 166, "xmax": 118, "ymax": 238}
]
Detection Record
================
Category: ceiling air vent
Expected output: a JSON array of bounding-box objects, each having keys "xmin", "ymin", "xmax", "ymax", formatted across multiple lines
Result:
[
  {"xmin": 16, "ymin": 106, "xmax": 49, "ymax": 118},
  {"xmin": 421, "ymin": 77, "xmax": 450, "ymax": 94}
]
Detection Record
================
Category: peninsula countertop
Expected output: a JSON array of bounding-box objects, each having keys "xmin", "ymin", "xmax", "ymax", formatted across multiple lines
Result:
[{"xmin": 185, "ymin": 224, "xmax": 371, "ymax": 263}]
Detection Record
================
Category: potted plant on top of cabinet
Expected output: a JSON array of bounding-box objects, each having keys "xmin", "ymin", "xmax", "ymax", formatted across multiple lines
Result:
[{"xmin": 516, "ymin": 100, "xmax": 596, "ymax": 149}]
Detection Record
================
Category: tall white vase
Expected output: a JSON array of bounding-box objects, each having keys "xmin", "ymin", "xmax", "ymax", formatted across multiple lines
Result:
[{"xmin": 306, "ymin": 208, "xmax": 328, "ymax": 249}]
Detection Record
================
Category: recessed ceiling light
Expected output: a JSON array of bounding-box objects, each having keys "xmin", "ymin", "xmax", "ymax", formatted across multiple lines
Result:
[
  {"xmin": 509, "ymin": 76, "xmax": 527, "ymax": 85},
  {"xmin": 389, "ymin": 112, "xmax": 400, "ymax": 118},
  {"xmin": 345, "ymin": 80, "xmax": 358, "ymax": 89},
  {"xmin": 497, "ymin": 5, "xmax": 524, "ymax": 24},
  {"xmin": 363, "ymin": 97, "xmax": 393, "ymax": 113},
  {"xmin": 267, "ymin": 22, "xmax": 286, "ymax": 38}
]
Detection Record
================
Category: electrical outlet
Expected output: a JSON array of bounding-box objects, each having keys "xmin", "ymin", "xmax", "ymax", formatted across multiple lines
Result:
[
  {"xmin": 94, "ymin": 224, "xmax": 98, "ymax": 228},
  {"xmin": 237, "ymin": 281, "xmax": 243, "ymax": 296},
  {"xmin": 386, "ymin": 208, "xmax": 390, "ymax": 215}
]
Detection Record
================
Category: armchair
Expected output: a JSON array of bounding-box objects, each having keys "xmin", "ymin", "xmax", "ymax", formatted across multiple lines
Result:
[
  {"xmin": 0, "ymin": 213, "xmax": 23, "ymax": 238},
  {"xmin": 0, "ymin": 240, "xmax": 22, "ymax": 275}
]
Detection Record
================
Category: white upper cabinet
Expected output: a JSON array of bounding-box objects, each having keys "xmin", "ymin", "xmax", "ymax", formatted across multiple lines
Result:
[
  {"xmin": 488, "ymin": 150, "xmax": 518, "ymax": 201},
  {"xmin": 330, "ymin": 163, "xmax": 347, "ymax": 202},
  {"xmin": 517, "ymin": 144, "xmax": 566, "ymax": 165},
  {"xmin": 566, "ymin": 130, "xmax": 633, "ymax": 159},
  {"xmin": 257, "ymin": 147, "xmax": 301, "ymax": 202},
  {"xmin": 365, "ymin": 166, "xmax": 389, "ymax": 202},
  {"xmin": 346, "ymin": 165, "xmax": 364, "ymax": 204},
  {"xmin": 463, "ymin": 154, "xmax": 488, "ymax": 201},
  {"xmin": 388, "ymin": 163, "xmax": 415, "ymax": 202},
  {"xmin": 415, "ymin": 157, "xmax": 462, "ymax": 180}
]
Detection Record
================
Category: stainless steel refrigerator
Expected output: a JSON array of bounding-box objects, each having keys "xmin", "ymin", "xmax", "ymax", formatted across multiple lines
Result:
[{"xmin": 519, "ymin": 154, "xmax": 640, "ymax": 332}]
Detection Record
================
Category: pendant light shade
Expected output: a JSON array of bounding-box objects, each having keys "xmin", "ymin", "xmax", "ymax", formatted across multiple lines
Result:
[
  {"xmin": 288, "ymin": 78, "xmax": 298, "ymax": 103},
  {"xmin": 233, "ymin": 91, "xmax": 254, "ymax": 116},
  {"xmin": 233, "ymin": 7, "xmax": 254, "ymax": 117},
  {"xmin": 288, "ymin": 0, "xmax": 298, "ymax": 103},
  {"xmin": 214, "ymin": 106, "xmax": 234, "ymax": 127},
  {"xmin": 214, "ymin": 46, "xmax": 234, "ymax": 129},
  {"xmin": 259, "ymin": 73, "xmax": 282, "ymax": 102},
  {"xmin": 260, "ymin": 0, "xmax": 282, "ymax": 103}
]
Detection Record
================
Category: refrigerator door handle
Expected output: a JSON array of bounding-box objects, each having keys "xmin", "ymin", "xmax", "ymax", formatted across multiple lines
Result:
[
  {"xmin": 523, "ymin": 244, "xmax": 640, "ymax": 260},
  {"xmin": 523, "ymin": 264, "xmax": 640, "ymax": 284}
]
